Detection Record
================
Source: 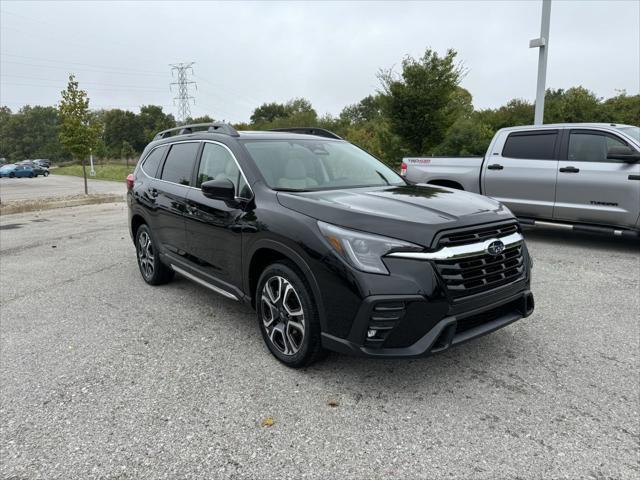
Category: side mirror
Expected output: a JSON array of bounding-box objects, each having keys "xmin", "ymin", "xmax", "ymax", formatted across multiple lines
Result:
[
  {"xmin": 607, "ymin": 145, "xmax": 640, "ymax": 162},
  {"xmin": 201, "ymin": 178, "xmax": 236, "ymax": 201}
]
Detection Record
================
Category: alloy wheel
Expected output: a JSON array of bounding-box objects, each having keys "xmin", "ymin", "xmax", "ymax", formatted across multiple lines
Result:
[
  {"xmin": 137, "ymin": 231, "xmax": 155, "ymax": 279},
  {"xmin": 260, "ymin": 276, "xmax": 305, "ymax": 355}
]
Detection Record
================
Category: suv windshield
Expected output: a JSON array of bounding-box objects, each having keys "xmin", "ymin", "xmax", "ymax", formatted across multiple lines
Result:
[{"xmin": 242, "ymin": 139, "xmax": 404, "ymax": 191}]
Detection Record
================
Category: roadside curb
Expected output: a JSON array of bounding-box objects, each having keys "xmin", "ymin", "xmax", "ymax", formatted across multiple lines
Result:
[{"xmin": 0, "ymin": 193, "xmax": 125, "ymax": 216}]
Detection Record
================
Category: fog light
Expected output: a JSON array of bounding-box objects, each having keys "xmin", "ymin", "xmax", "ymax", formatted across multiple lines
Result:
[{"xmin": 367, "ymin": 329, "xmax": 377, "ymax": 338}]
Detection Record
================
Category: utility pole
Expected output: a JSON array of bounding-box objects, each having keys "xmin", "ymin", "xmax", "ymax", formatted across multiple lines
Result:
[
  {"xmin": 169, "ymin": 62, "xmax": 197, "ymax": 124},
  {"xmin": 530, "ymin": 0, "xmax": 552, "ymax": 125}
]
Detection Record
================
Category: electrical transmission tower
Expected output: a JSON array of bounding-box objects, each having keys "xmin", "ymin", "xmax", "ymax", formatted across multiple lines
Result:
[{"xmin": 169, "ymin": 62, "xmax": 197, "ymax": 123}]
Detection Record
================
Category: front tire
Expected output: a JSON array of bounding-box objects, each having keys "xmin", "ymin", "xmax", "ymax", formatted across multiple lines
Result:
[
  {"xmin": 135, "ymin": 224, "xmax": 174, "ymax": 285},
  {"xmin": 256, "ymin": 261, "xmax": 326, "ymax": 367},
  {"xmin": 44, "ymin": 171, "xmax": 49, "ymax": 177}
]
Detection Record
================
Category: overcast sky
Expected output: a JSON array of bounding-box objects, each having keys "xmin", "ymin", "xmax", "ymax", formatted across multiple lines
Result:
[{"xmin": 1, "ymin": 0, "xmax": 638, "ymax": 123}]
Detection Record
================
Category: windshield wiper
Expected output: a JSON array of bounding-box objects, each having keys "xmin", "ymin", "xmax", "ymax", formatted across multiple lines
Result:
[{"xmin": 272, "ymin": 187, "xmax": 311, "ymax": 192}]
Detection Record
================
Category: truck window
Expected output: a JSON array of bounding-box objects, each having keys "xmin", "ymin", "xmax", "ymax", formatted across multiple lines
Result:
[
  {"xmin": 502, "ymin": 131, "xmax": 558, "ymax": 160},
  {"xmin": 568, "ymin": 132, "xmax": 628, "ymax": 162}
]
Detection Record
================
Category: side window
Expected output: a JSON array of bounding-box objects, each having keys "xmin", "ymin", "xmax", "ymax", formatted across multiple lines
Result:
[
  {"xmin": 196, "ymin": 143, "xmax": 240, "ymax": 189},
  {"xmin": 141, "ymin": 146, "xmax": 167, "ymax": 178},
  {"xmin": 502, "ymin": 131, "xmax": 558, "ymax": 160},
  {"xmin": 568, "ymin": 132, "xmax": 628, "ymax": 162},
  {"xmin": 160, "ymin": 142, "xmax": 200, "ymax": 186}
]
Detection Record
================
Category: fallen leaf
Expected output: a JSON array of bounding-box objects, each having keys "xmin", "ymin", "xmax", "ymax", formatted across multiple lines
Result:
[
  {"xmin": 261, "ymin": 416, "xmax": 274, "ymax": 427},
  {"xmin": 327, "ymin": 400, "xmax": 339, "ymax": 408}
]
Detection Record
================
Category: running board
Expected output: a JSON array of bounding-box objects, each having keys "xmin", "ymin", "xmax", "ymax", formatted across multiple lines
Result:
[
  {"xmin": 518, "ymin": 218, "xmax": 640, "ymax": 238},
  {"xmin": 171, "ymin": 264, "xmax": 239, "ymax": 301}
]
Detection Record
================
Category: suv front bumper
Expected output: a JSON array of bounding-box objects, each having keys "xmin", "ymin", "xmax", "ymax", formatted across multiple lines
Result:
[{"xmin": 320, "ymin": 287, "xmax": 534, "ymax": 358}]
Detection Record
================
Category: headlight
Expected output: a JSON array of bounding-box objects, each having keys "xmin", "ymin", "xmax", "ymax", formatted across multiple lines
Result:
[{"xmin": 317, "ymin": 221, "xmax": 422, "ymax": 274}]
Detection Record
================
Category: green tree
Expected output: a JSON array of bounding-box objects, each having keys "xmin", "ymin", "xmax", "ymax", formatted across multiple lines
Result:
[
  {"xmin": 121, "ymin": 140, "xmax": 136, "ymax": 168},
  {"xmin": 58, "ymin": 74, "xmax": 99, "ymax": 194},
  {"xmin": 102, "ymin": 109, "xmax": 143, "ymax": 156},
  {"xmin": 186, "ymin": 115, "xmax": 214, "ymax": 124},
  {"xmin": 250, "ymin": 102, "xmax": 289, "ymax": 124},
  {"xmin": 249, "ymin": 98, "xmax": 318, "ymax": 129},
  {"xmin": 138, "ymin": 105, "xmax": 176, "ymax": 143},
  {"xmin": 543, "ymin": 87, "xmax": 601, "ymax": 123},
  {"xmin": 601, "ymin": 91, "xmax": 640, "ymax": 125},
  {"xmin": 378, "ymin": 48, "xmax": 465, "ymax": 154},
  {"xmin": 340, "ymin": 95, "xmax": 384, "ymax": 125},
  {"xmin": 0, "ymin": 105, "xmax": 67, "ymax": 162},
  {"xmin": 476, "ymin": 99, "xmax": 534, "ymax": 131},
  {"xmin": 433, "ymin": 116, "xmax": 494, "ymax": 156}
]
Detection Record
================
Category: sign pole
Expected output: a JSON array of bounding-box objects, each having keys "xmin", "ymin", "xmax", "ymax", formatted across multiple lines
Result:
[{"xmin": 530, "ymin": 0, "xmax": 552, "ymax": 125}]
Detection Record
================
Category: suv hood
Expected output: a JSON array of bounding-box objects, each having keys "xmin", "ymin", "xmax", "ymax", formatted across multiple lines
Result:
[{"xmin": 277, "ymin": 184, "xmax": 515, "ymax": 247}]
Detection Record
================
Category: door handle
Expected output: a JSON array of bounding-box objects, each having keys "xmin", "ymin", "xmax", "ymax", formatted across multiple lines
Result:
[
  {"xmin": 559, "ymin": 166, "xmax": 580, "ymax": 173},
  {"xmin": 629, "ymin": 174, "xmax": 640, "ymax": 181},
  {"xmin": 487, "ymin": 164, "xmax": 504, "ymax": 170}
]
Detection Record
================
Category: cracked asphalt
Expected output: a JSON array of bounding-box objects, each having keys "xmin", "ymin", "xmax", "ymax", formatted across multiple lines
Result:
[{"xmin": 1, "ymin": 203, "xmax": 638, "ymax": 479}]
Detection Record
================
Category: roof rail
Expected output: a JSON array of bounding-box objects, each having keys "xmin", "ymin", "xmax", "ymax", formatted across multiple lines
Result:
[
  {"xmin": 269, "ymin": 127, "xmax": 342, "ymax": 140},
  {"xmin": 154, "ymin": 123, "xmax": 239, "ymax": 140}
]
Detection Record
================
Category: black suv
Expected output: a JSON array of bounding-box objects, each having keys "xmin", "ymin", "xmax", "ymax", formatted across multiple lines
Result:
[{"xmin": 127, "ymin": 123, "xmax": 534, "ymax": 367}]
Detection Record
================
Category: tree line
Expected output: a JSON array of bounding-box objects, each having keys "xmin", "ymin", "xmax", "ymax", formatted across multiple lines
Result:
[{"xmin": 1, "ymin": 48, "xmax": 638, "ymax": 166}]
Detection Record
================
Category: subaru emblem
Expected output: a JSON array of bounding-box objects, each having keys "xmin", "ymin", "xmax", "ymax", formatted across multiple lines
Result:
[{"xmin": 486, "ymin": 239, "xmax": 505, "ymax": 256}]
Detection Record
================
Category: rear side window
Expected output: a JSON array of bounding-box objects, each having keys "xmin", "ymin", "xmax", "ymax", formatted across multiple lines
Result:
[
  {"xmin": 141, "ymin": 146, "xmax": 166, "ymax": 178},
  {"xmin": 502, "ymin": 131, "xmax": 558, "ymax": 160},
  {"xmin": 160, "ymin": 142, "xmax": 200, "ymax": 186}
]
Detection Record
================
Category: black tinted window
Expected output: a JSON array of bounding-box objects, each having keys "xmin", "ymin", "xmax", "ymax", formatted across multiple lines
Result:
[
  {"xmin": 161, "ymin": 142, "xmax": 199, "ymax": 186},
  {"xmin": 502, "ymin": 131, "xmax": 558, "ymax": 160},
  {"xmin": 141, "ymin": 146, "xmax": 166, "ymax": 178}
]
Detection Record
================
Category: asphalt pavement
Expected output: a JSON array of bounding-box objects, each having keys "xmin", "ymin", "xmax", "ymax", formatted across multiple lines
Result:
[
  {"xmin": 1, "ymin": 204, "xmax": 638, "ymax": 479},
  {"xmin": 0, "ymin": 175, "xmax": 124, "ymax": 203}
]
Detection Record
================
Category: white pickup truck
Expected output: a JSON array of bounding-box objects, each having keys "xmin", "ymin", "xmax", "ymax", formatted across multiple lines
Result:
[{"xmin": 402, "ymin": 123, "xmax": 640, "ymax": 238}]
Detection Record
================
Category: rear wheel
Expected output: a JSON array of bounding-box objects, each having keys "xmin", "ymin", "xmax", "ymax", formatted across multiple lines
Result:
[
  {"xmin": 256, "ymin": 261, "xmax": 326, "ymax": 367},
  {"xmin": 135, "ymin": 224, "xmax": 174, "ymax": 285}
]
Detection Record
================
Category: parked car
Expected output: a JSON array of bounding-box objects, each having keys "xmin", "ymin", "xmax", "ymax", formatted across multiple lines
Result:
[
  {"xmin": 31, "ymin": 164, "xmax": 50, "ymax": 177},
  {"xmin": 127, "ymin": 123, "xmax": 534, "ymax": 367},
  {"xmin": 0, "ymin": 164, "xmax": 35, "ymax": 178},
  {"xmin": 33, "ymin": 159, "xmax": 51, "ymax": 168},
  {"xmin": 402, "ymin": 123, "xmax": 640, "ymax": 238}
]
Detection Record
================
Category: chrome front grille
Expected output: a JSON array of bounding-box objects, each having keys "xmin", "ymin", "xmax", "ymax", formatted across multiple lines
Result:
[
  {"xmin": 434, "ymin": 243, "xmax": 525, "ymax": 299},
  {"xmin": 385, "ymin": 222, "xmax": 527, "ymax": 299}
]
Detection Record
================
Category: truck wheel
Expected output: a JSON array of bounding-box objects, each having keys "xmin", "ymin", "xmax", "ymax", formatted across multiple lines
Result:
[{"xmin": 256, "ymin": 261, "xmax": 326, "ymax": 368}]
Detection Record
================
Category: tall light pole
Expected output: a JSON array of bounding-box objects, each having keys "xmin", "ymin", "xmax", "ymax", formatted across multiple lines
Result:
[{"xmin": 530, "ymin": 0, "xmax": 552, "ymax": 125}]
